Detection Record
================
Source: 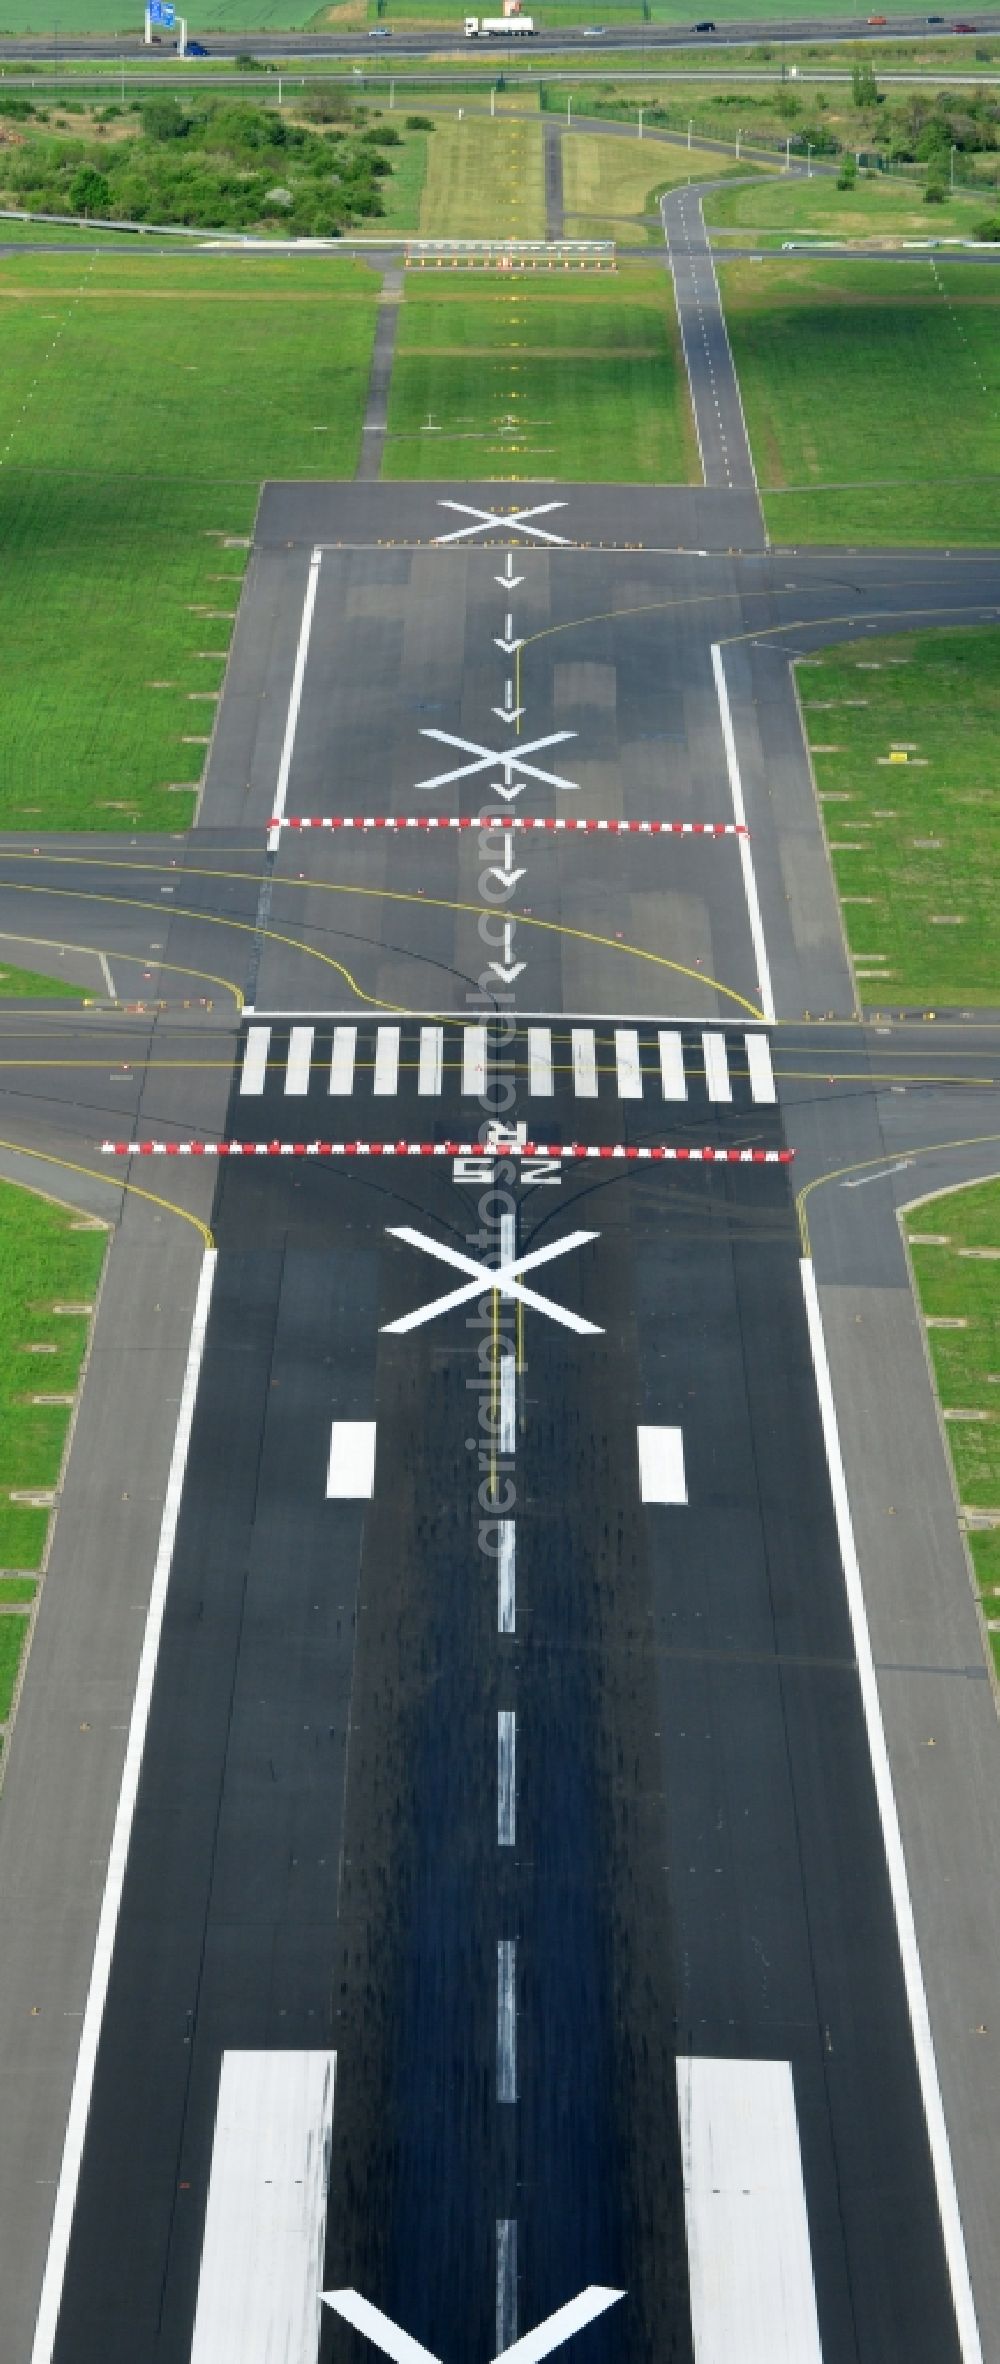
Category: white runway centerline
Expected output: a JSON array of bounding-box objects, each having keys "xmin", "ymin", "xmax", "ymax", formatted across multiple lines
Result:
[
  {"xmin": 498, "ymin": 1710, "xmax": 516, "ymax": 1845},
  {"xmin": 676, "ymin": 2056, "xmax": 822, "ymax": 2364},
  {"xmin": 498, "ymin": 1520, "xmax": 516, "ymax": 1633},
  {"xmin": 497, "ymin": 1940, "xmax": 517, "ymax": 2102}
]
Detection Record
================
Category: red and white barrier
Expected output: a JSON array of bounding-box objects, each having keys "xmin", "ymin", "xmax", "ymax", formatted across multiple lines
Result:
[
  {"xmin": 101, "ymin": 1140, "xmax": 793, "ymax": 1164},
  {"xmin": 270, "ymin": 815, "xmax": 747, "ymax": 838}
]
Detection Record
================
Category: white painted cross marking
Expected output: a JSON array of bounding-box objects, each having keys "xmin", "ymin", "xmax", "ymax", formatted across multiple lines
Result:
[
  {"xmin": 417, "ymin": 728, "xmax": 578, "ymax": 795},
  {"xmin": 323, "ymin": 2286, "xmax": 625, "ymax": 2364},
  {"xmin": 239, "ymin": 1026, "xmax": 270, "ymax": 1097},
  {"xmin": 284, "ymin": 1025, "xmax": 314, "ymax": 1097},
  {"xmin": 329, "ymin": 1025, "xmax": 357, "ymax": 1097},
  {"xmin": 381, "ymin": 1227, "xmax": 602, "ymax": 1338},
  {"xmin": 373, "ymin": 1025, "xmax": 401, "ymax": 1097},
  {"xmin": 434, "ymin": 498, "xmax": 570, "ymax": 547}
]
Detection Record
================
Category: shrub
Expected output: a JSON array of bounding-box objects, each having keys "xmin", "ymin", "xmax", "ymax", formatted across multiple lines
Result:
[
  {"xmin": 405, "ymin": 113, "xmax": 434, "ymax": 130},
  {"xmin": 975, "ymin": 212, "xmax": 1000, "ymax": 237},
  {"xmin": 837, "ymin": 156, "xmax": 857, "ymax": 189},
  {"xmin": 68, "ymin": 164, "xmax": 110, "ymax": 215},
  {"xmin": 140, "ymin": 99, "xmax": 191, "ymax": 140},
  {"xmin": 924, "ymin": 177, "xmax": 946, "ymax": 202}
]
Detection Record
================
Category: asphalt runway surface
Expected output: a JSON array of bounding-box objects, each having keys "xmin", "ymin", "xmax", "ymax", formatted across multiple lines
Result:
[{"xmin": 7, "ymin": 484, "xmax": 1000, "ymax": 2364}]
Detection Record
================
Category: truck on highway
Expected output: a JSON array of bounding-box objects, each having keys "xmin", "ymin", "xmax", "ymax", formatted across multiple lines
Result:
[{"xmin": 464, "ymin": 14, "xmax": 538, "ymax": 31}]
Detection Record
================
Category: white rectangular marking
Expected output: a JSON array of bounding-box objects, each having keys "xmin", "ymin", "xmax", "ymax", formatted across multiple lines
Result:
[
  {"xmin": 373, "ymin": 1025, "xmax": 400, "ymax": 1097},
  {"xmin": 637, "ymin": 1425, "xmax": 687, "ymax": 1505},
  {"xmin": 418, "ymin": 1024, "xmax": 443, "ymax": 1096},
  {"xmin": 329, "ymin": 1025, "xmax": 357, "ymax": 1096},
  {"xmin": 326, "ymin": 1420, "xmax": 376, "ymax": 1500},
  {"xmin": 746, "ymin": 1032, "xmax": 776, "ymax": 1105},
  {"xmin": 711, "ymin": 642, "xmax": 776, "ymax": 1024},
  {"xmin": 676, "ymin": 2057, "xmax": 823, "ymax": 2364},
  {"xmin": 498, "ymin": 1709, "xmax": 516, "ymax": 1845},
  {"xmin": 239, "ymin": 1026, "xmax": 270, "ymax": 1097},
  {"xmin": 658, "ymin": 1029, "xmax": 687, "ymax": 1101},
  {"xmin": 463, "ymin": 1024, "xmax": 488, "ymax": 1095},
  {"xmin": 497, "ymin": 1940, "xmax": 517, "ymax": 2102},
  {"xmin": 615, "ymin": 1027, "xmax": 643, "ymax": 1100},
  {"xmin": 500, "ymin": 1351, "xmax": 516, "ymax": 1457},
  {"xmin": 572, "ymin": 1027, "xmax": 598, "ymax": 1099},
  {"xmin": 284, "ymin": 1025, "xmax": 314, "ymax": 1097},
  {"xmin": 528, "ymin": 1025, "xmax": 553, "ymax": 1096},
  {"xmin": 267, "ymin": 547, "xmax": 321, "ymax": 851},
  {"xmin": 702, "ymin": 1031, "xmax": 732, "ymax": 1103},
  {"xmin": 498, "ymin": 1519, "xmax": 516, "ymax": 1633},
  {"xmin": 190, "ymin": 2050, "xmax": 336, "ymax": 2364}
]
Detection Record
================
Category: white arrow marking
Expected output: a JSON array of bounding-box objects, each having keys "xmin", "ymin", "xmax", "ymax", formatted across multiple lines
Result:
[
  {"xmin": 488, "ymin": 783, "xmax": 526, "ymax": 804},
  {"xmin": 495, "ymin": 552, "xmax": 526, "ymax": 587},
  {"xmin": 323, "ymin": 2286, "xmax": 624, "ymax": 2364},
  {"xmin": 418, "ymin": 728, "xmax": 578, "ymax": 793},
  {"xmin": 488, "ymin": 838, "xmax": 526, "ymax": 888},
  {"xmin": 494, "ymin": 639, "xmax": 523, "ymax": 655},
  {"xmin": 489, "ymin": 921, "xmax": 525, "ymax": 982},
  {"xmin": 492, "ymin": 681, "xmax": 526, "ymax": 724},
  {"xmin": 435, "ymin": 499, "xmax": 570, "ymax": 547},
  {"xmin": 381, "ymin": 1226, "xmax": 602, "ymax": 1338},
  {"xmin": 841, "ymin": 1158, "xmax": 915, "ymax": 1190}
]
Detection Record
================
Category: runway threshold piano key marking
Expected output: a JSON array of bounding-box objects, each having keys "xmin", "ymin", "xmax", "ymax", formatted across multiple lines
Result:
[
  {"xmin": 637, "ymin": 1425, "xmax": 687, "ymax": 1505},
  {"xmin": 190, "ymin": 2050, "xmax": 336, "ymax": 2364},
  {"xmin": 676, "ymin": 2057, "xmax": 823, "ymax": 2364},
  {"xmin": 237, "ymin": 1025, "xmax": 778, "ymax": 1109}
]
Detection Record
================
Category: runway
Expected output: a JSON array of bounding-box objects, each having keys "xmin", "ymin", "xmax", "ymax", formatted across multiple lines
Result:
[{"xmin": 7, "ymin": 484, "xmax": 1000, "ymax": 2364}]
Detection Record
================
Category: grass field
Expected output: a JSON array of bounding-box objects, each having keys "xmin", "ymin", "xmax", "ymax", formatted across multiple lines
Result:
[
  {"xmin": 0, "ymin": 1183, "xmax": 107, "ymax": 1727},
  {"xmin": 417, "ymin": 113, "xmax": 545, "ymax": 237},
  {"xmin": 383, "ymin": 267, "xmax": 698, "ymax": 478},
  {"xmin": 905, "ymin": 1183, "xmax": 1000, "ymax": 1680},
  {"xmin": 0, "ymin": 961, "xmax": 81, "ymax": 996},
  {"xmin": 706, "ymin": 171, "xmax": 993, "ymax": 244},
  {"xmin": 719, "ymin": 255, "xmax": 1000, "ymax": 543},
  {"xmin": 0, "ymin": 248, "xmax": 377, "ymax": 831},
  {"xmin": 799, "ymin": 627, "xmax": 1000, "ymax": 1004},
  {"xmin": 562, "ymin": 130, "xmax": 745, "ymax": 242}
]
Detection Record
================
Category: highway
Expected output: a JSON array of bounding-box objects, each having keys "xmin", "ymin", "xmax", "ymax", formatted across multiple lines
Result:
[
  {"xmin": 3, "ymin": 13, "xmax": 1000, "ymax": 58},
  {"xmin": 0, "ymin": 460, "xmax": 993, "ymax": 2364}
]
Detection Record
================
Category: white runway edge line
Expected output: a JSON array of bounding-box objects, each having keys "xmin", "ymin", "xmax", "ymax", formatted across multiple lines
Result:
[
  {"xmin": 801, "ymin": 1258, "xmax": 984, "ymax": 2364},
  {"xmin": 676, "ymin": 2056, "xmax": 822, "ymax": 2364},
  {"xmin": 29, "ymin": 1248, "xmax": 217, "ymax": 2364},
  {"xmin": 190, "ymin": 2050, "xmax": 336, "ymax": 2364},
  {"xmin": 326, "ymin": 1420, "xmax": 377, "ymax": 1500},
  {"xmin": 267, "ymin": 546, "xmax": 321, "ymax": 853},
  {"xmin": 711, "ymin": 644, "xmax": 776, "ymax": 1025}
]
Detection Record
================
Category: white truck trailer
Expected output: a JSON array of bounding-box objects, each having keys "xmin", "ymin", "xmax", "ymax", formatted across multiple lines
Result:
[{"xmin": 464, "ymin": 15, "xmax": 538, "ymax": 31}]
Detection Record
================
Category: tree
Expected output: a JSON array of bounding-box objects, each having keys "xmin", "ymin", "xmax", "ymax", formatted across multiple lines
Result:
[
  {"xmin": 69, "ymin": 165, "xmax": 111, "ymax": 216},
  {"xmin": 852, "ymin": 56, "xmax": 880, "ymax": 108}
]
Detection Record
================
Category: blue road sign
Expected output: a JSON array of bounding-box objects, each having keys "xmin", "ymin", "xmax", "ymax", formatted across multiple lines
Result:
[{"xmin": 148, "ymin": 0, "xmax": 175, "ymax": 22}]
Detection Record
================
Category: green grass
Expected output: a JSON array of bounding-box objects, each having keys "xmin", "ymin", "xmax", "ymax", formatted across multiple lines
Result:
[
  {"xmin": 0, "ymin": 1577, "xmax": 36, "ymax": 1603},
  {"xmin": 418, "ymin": 113, "xmax": 545, "ymax": 237},
  {"xmin": 0, "ymin": 962, "xmax": 83, "ymax": 996},
  {"xmin": 0, "ymin": 1618, "xmax": 30, "ymax": 1723},
  {"xmin": 0, "ymin": 1184, "xmax": 107, "ymax": 1580},
  {"xmin": 382, "ymin": 267, "xmax": 698, "ymax": 478},
  {"xmin": 906, "ymin": 1182, "xmax": 1000, "ymax": 1678},
  {"xmin": 799, "ymin": 627, "xmax": 1000, "ymax": 1005},
  {"xmin": 371, "ymin": 125, "xmax": 428, "ymax": 230},
  {"xmin": 706, "ymin": 170, "xmax": 993, "ymax": 244},
  {"xmin": 0, "ymin": 248, "xmax": 378, "ymax": 830},
  {"xmin": 719, "ymin": 255, "xmax": 1000, "ymax": 543},
  {"xmin": 562, "ymin": 130, "xmax": 745, "ymax": 243}
]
